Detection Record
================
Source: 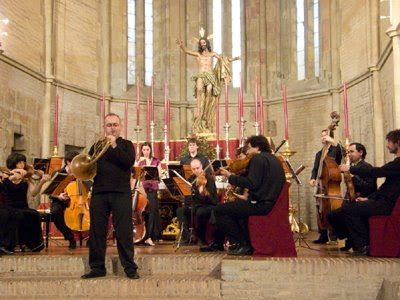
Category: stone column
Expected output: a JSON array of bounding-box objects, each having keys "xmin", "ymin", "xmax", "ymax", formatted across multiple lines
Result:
[
  {"xmin": 368, "ymin": 0, "xmax": 385, "ymax": 166},
  {"xmin": 100, "ymin": 0, "xmax": 111, "ymax": 116},
  {"xmin": 386, "ymin": 0, "xmax": 400, "ymax": 128},
  {"xmin": 42, "ymin": 0, "xmax": 54, "ymax": 158},
  {"xmin": 329, "ymin": 0, "xmax": 341, "ymax": 114}
]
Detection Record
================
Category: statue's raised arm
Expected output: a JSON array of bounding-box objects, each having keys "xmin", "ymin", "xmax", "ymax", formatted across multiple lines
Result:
[{"xmin": 176, "ymin": 39, "xmax": 198, "ymax": 57}]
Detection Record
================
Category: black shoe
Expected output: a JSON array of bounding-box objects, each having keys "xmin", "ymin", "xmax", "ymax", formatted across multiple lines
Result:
[
  {"xmin": 312, "ymin": 233, "xmax": 328, "ymax": 244},
  {"xmin": 0, "ymin": 246, "xmax": 14, "ymax": 255},
  {"xmin": 228, "ymin": 244, "xmax": 253, "ymax": 256},
  {"xmin": 31, "ymin": 243, "xmax": 44, "ymax": 252},
  {"xmin": 340, "ymin": 240, "xmax": 353, "ymax": 252},
  {"xmin": 68, "ymin": 239, "xmax": 77, "ymax": 250},
  {"xmin": 81, "ymin": 270, "xmax": 106, "ymax": 279},
  {"xmin": 200, "ymin": 242, "xmax": 224, "ymax": 252},
  {"xmin": 197, "ymin": 239, "xmax": 207, "ymax": 246},
  {"xmin": 126, "ymin": 270, "xmax": 140, "ymax": 279},
  {"xmin": 352, "ymin": 245, "xmax": 369, "ymax": 256}
]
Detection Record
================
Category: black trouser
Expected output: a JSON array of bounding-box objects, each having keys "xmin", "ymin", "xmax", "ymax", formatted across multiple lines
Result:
[
  {"xmin": 51, "ymin": 200, "xmax": 74, "ymax": 241},
  {"xmin": 144, "ymin": 190, "xmax": 161, "ymax": 240},
  {"xmin": 327, "ymin": 202, "xmax": 351, "ymax": 240},
  {"xmin": 343, "ymin": 199, "xmax": 394, "ymax": 249},
  {"xmin": 176, "ymin": 204, "xmax": 214, "ymax": 243},
  {"xmin": 89, "ymin": 192, "xmax": 137, "ymax": 274},
  {"xmin": 214, "ymin": 200, "xmax": 273, "ymax": 245}
]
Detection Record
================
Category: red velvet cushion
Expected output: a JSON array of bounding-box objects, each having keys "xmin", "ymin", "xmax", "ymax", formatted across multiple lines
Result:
[
  {"xmin": 248, "ymin": 183, "xmax": 297, "ymax": 257},
  {"xmin": 369, "ymin": 197, "xmax": 400, "ymax": 257}
]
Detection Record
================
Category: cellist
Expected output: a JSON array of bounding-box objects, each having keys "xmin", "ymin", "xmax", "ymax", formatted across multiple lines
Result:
[
  {"xmin": 327, "ymin": 142, "xmax": 377, "ymax": 251},
  {"xmin": 309, "ymin": 128, "xmax": 343, "ymax": 244}
]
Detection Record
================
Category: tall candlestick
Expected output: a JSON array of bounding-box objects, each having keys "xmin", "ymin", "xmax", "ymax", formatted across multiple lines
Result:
[
  {"xmin": 136, "ymin": 77, "xmax": 140, "ymax": 126},
  {"xmin": 216, "ymin": 96, "xmax": 220, "ymax": 159},
  {"xmin": 146, "ymin": 96, "xmax": 150, "ymax": 141},
  {"xmin": 260, "ymin": 96, "xmax": 264, "ymax": 135},
  {"xmin": 54, "ymin": 94, "xmax": 58, "ymax": 147},
  {"xmin": 283, "ymin": 85, "xmax": 289, "ymax": 140},
  {"xmin": 124, "ymin": 101, "xmax": 128, "ymax": 139},
  {"xmin": 164, "ymin": 81, "xmax": 168, "ymax": 126},
  {"xmin": 255, "ymin": 77, "xmax": 258, "ymax": 123},
  {"xmin": 343, "ymin": 81, "xmax": 349, "ymax": 139},
  {"xmin": 225, "ymin": 80, "xmax": 229, "ymax": 123}
]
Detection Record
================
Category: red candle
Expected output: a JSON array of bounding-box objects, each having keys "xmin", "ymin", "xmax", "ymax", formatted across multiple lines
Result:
[
  {"xmin": 238, "ymin": 91, "xmax": 242, "ymax": 140},
  {"xmin": 255, "ymin": 77, "xmax": 258, "ymax": 123},
  {"xmin": 225, "ymin": 80, "xmax": 229, "ymax": 123},
  {"xmin": 54, "ymin": 95, "xmax": 58, "ymax": 147},
  {"xmin": 164, "ymin": 81, "xmax": 168, "ymax": 126},
  {"xmin": 216, "ymin": 96, "xmax": 220, "ymax": 145},
  {"xmin": 260, "ymin": 96, "xmax": 264, "ymax": 135},
  {"xmin": 343, "ymin": 81, "xmax": 349, "ymax": 139},
  {"xmin": 167, "ymin": 98, "xmax": 170, "ymax": 142},
  {"xmin": 102, "ymin": 93, "xmax": 105, "ymax": 129},
  {"xmin": 240, "ymin": 74, "xmax": 244, "ymax": 119},
  {"xmin": 283, "ymin": 86, "xmax": 289, "ymax": 140},
  {"xmin": 151, "ymin": 76, "xmax": 154, "ymax": 122},
  {"xmin": 136, "ymin": 77, "xmax": 140, "ymax": 126},
  {"xmin": 146, "ymin": 96, "xmax": 150, "ymax": 141},
  {"xmin": 124, "ymin": 101, "xmax": 128, "ymax": 139}
]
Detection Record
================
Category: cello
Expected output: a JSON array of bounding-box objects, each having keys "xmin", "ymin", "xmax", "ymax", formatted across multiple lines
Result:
[
  {"xmin": 132, "ymin": 167, "xmax": 148, "ymax": 244},
  {"xmin": 64, "ymin": 179, "xmax": 90, "ymax": 232},
  {"xmin": 315, "ymin": 111, "xmax": 342, "ymax": 233}
]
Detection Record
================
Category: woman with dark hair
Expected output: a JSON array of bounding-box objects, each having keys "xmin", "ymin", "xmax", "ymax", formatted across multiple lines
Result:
[
  {"xmin": 0, "ymin": 153, "xmax": 49, "ymax": 252},
  {"xmin": 135, "ymin": 142, "xmax": 162, "ymax": 246}
]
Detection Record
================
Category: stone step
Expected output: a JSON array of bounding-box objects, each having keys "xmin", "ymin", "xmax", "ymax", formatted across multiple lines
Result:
[
  {"xmin": 377, "ymin": 276, "xmax": 400, "ymax": 300},
  {"xmin": 0, "ymin": 274, "xmax": 221, "ymax": 299},
  {"xmin": 0, "ymin": 254, "xmax": 224, "ymax": 277},
  {"xmin": 221, "ymin": 257, "xmax": 400, "ymax": 300}
]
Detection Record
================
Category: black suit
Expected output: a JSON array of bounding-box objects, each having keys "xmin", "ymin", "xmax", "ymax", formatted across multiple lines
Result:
[
  {"xmin": 176, "ymin": 173, "xmax": 218, "ymax": 243},
  {"xmin": 88, "ymin": 137, "xmax": 138, "ymax": 276},
  {"xmin": 327, "ymin": 160, "xmax": 377, "ymax": 241},
  {"xmin": 343, "ymin": 157, "xmax": 400, "ymax": 248},
  {"xmin": 214, "ymin": 152, "xmax": 286, "ymax": 245}
]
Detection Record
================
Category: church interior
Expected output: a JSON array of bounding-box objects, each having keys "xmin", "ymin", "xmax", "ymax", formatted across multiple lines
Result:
[{"xmin": 0, "ymin": 0, "xmax": 400, "ymax": 299}]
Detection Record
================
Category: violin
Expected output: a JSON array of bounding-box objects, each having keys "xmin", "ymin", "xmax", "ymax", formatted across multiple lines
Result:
[{"xmin": 195, "ymin": 172, "xmax": 209, "ymax": 196}]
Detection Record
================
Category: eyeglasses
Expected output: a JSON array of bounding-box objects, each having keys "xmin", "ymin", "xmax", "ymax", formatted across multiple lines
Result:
[{"xmin": 105, "ymin": 123, "xmax": 120, "ymax": 128}]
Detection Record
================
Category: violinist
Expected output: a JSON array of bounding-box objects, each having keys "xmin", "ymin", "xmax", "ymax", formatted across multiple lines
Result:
[
  {"xmin": 327, "ymin": 143, "xmax": 377, "ymax": 251},
  {"xmin": 48, "ymin": 151, "xmax": 81, "ymax": 250},
  {"xmin": 216, "ymin": 135, "xmax": 286, "ymax": 256},
  {"xmin": 309, "ymin": 129, "xmax": 343, "ymax": 244},
  {"xmin": 0, "ymin": 153, "xmax": 50, "ymax": 253},
  {"xmin": 82, "ymin": 113, "xmax": 139, "ymax": 280},
  {"xmin": 134, "ymin": 142, "xmax": 162, "ymax": 246},
  {"xmin": 176, "ymin": 158, "xmax": 219, "ymax": 245},
  {"xmin": 180, "ymin": 138, "xmax": 212, "ymax": 176},
  {"xmin": 338, "ymin": 129, "xmax": 400, "ymax": 256}
]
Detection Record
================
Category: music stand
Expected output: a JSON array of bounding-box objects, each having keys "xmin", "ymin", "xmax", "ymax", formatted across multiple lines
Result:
[
  {"xmin": 33, "ymin": 158, "xmax": 51, "ymax": 174},
  {"xmin": 143, "ymin": 166, "xmax": 159, "ymax": 181},
  {"xmin": 211, "ymin": 159, "xmax": 227, "ymax": 173},
  {"xmin": 167, "ymin": 164, "xmax": 184, "ymax": 179},
  {"xmin": 169, "ymin": 171, "xmax": 194, "ymax": 249},
  {"xmin": 284, "ymin": 159, "xmax": 316, "ymax": 251}
]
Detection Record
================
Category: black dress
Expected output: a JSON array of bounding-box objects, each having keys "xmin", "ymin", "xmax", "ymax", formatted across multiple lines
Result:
[{"xmin": 0, "ymin": 179, "xmax": 43, "ymax": 251}]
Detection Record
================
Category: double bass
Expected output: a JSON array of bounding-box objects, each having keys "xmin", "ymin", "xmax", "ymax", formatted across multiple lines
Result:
[
  {"xmin": 315, "ymin": 111, "xmax": 342, "ymax": 232},
  {"xmin": 132, "ymin": 167, "xmax": 148, "ymax": 244}
]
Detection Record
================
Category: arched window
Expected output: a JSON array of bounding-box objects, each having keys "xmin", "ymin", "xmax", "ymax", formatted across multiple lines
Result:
[
  {"xmin": 296, "ymin": 0, "xmax": 305, "ymax": 80},
  {"xmin": 231, "ymin": 0, "xmax": 241, "ymax": 87},
  {"xmin": 313, "ymin": 0, "xmax": 319, "ymax": 77},
  {"xmin": 127, "ymin": 0, "xmax": 136, "ymax": 85},
  {"xmin": 144, "ymin": 0, "xmax": 153, "ymax": 86}
]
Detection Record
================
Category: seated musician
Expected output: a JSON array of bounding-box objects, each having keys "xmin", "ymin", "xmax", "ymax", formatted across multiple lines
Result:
[
  {"xmin": 199, "ymin": 146, "xmax": 249, "ymax": 252},
  {"xmin": 134, "ymin": 142, "xmax": 163, "ymax": 246},
  {"xmin": 176, "ymin": 158, "xmax": 219, "ymax": 245},
  {"xmin": 339, "ymin": 129, "xmax": 400, "ymax": 256},
  {"xmin": 0, "ymin": 153, "xmax": 50, "ymax": 252},
  {"xmin": 216, "ymin": 135, "xmax": 286, "ymax": 256},
  {"xmin": 327, "ymin": 143, "xmax": 377, "ymax": 251},
  {"xmin": 309, "ymin": 129, "xmax": 343, "ymax": 244},
  {"xmin": 48, "ymin": 150, "xmax": 81, "ymax": 250},
  {"xmin": 180, "ymin": 138, "xmax": 212, "ymax": 176}
]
